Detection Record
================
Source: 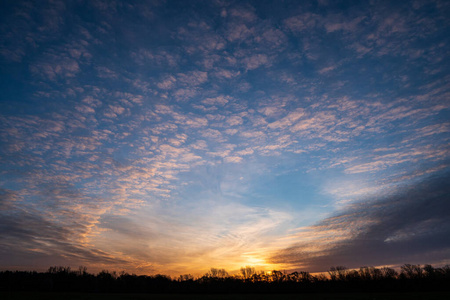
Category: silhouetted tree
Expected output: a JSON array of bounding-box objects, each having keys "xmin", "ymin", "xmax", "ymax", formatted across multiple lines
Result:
[
  {"xmin": 401, "ymin": 264, "xmax": 423, "ymax": 279},
  {"xmin": 381, "ymin": 266, "xmax": 397, "ymax": 279},
  {"xmin": 328, "ymin": 266, "xmax": 348, "ymax": 281},
  {"xmin": 207, "ymin": 268, "xmax": 228, "ymax": 278},
  {"xmin": 178, "ymin": 274, "xmax": 194, "ymax": 281},
  {"xmin": 240, "ymin": 266, "xmax": 255, "ymax": 280},
  {"xmin": 2, "ymin": 263, "xmax": 450, "ymax": 294}
]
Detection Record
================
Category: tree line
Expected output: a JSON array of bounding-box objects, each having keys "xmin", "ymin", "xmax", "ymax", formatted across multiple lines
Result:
[{"xmin": 1, "ymin": 264, "xmax": 449, "ymax": 294}]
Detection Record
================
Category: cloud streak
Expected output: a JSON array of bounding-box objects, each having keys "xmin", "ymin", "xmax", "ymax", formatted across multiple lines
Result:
[{"xmin": 270, "ymin": 172, "xmax": 450, "ymax": 271}]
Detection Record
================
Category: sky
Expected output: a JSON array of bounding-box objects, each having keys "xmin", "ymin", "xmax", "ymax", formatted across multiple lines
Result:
[{"xmin": 0, "ymin": 0, "xmax": 449, "ymax": 276}]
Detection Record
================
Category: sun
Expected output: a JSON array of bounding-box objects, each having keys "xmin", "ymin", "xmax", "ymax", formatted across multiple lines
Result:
[{"xmin": 245, "ymin": 256, "xmax": 265, "ymax": 265}]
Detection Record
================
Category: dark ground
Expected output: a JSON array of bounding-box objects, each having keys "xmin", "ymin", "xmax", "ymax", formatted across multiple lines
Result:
[{"xmin": 2, "ymin": 292, "xmax": 450, "ymax": 300}]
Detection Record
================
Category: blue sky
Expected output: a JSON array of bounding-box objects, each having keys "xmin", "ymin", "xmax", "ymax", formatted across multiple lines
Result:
[{"xmin": 1, "ymin": 0, "xmax": 449, "ymax": 275}]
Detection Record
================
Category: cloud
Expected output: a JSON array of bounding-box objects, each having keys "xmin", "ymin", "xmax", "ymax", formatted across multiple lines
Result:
[
  {"xmin": 132, "ymin": 49, "xmax": 179, "ymax": 67},
  {"xmin": 268, "ymin": 108, "xmax": 305, "ymax": 130},
  {"xmin": 202, "ymin": 95, "xmax": 230, "ymax": 106},
  {"xmin": 270, "ymin": 172, "xmax": 450, "ymax": 271},
  {"xmin": 75, "ymin": 105, "xmax": 95, "ymax": 114},
  {"xmin": 0, "ymin": 47, "xmax": 26, "ymax": 62},
  {"xmin": 226, "ymin": 24, "xmax": 254, "ymax": 42},
  {"xmin": 318, "ymin": 64, "xmax": 338, "ymax": 74},
  {"xmin": 96, "ymin": 66, "xmax": 118, "ymax": 78},
  {"xmin": 415, "ymin": 122, "xmax": 450, "ymax": 137},
  {"xmin": 157, "ymin": 76, "xmax": 177, "ymax": 89},
  {"xmin": 178, "ymin": 71, "xmax": 208, "ymax": 86},
  {"xmin": 324, "ymin": 16, "xmax": 365, "ymax": 33},
  {"xmin": 226, "ymin": 115, "xmax": 244, "ymax": 126},
  {"xmin": 201, "ymin": 128, "xmax": 226, "ymax": 142},
  {"xmin": 258, "ymin": 106, "xmax": 284, "ymax": 117},
  {"xmin": 0, "ymin": 190, "xmax": 128, "ymax": 269},
  {"xmin": 228, "ymin": 7, "xmax": 257, "ymax": 23},
  {"xmin": 283, "ymin": 13, "xmax": 319, "ymax": 32},
  {"xmin": 242, "ymin": 54, "xmax": 269, "ymax": 70},
  {"xmin": 224, "ymin": 156, "xmax": 243, "ymax": 163},
  {"xmin": 214, "ymin": 69, "xmax": 241, "ymax": 79},
  {"xmin": 99, "ymin": 214, "xmax": 155, "ymax": 240},
  {"xmin": 258, "ymin": 28, "xmax": 287, "ymax": 49},
  {"xmin": 30, "ymin": 56, "xmax": 80, "ymax": 81},
  {"xmin": 344, "ymin": 146, "xmax": 450, "ymax": 174}
]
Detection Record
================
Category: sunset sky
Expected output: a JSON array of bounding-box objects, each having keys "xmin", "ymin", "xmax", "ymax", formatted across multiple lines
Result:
[{"xmin": 1, "ymin": 0, "xmax": 449, "ymax": 276}]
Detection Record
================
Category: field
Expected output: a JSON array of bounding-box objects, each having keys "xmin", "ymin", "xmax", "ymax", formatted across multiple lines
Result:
[{"xmin": 2, "ymin": 292, "xmax": 450, "ymax": 300}]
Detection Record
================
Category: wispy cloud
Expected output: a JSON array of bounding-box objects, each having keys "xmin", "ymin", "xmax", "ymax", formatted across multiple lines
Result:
[{"xmin": 270, "ymin": 172, "xmax": 450, "ymax": 271}]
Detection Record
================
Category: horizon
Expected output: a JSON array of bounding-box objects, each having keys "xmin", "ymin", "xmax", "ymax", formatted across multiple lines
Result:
[
  {"xmin": 1, "ymin": 0, "xmax": 449, "ymax": 277},
  {"xmin": 3, "ymin": 263, "xmax": 449, "ymax": 297},
  {"xmin": 1, "ymin": 262, "xmax": 445, "ymax": 279}
]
